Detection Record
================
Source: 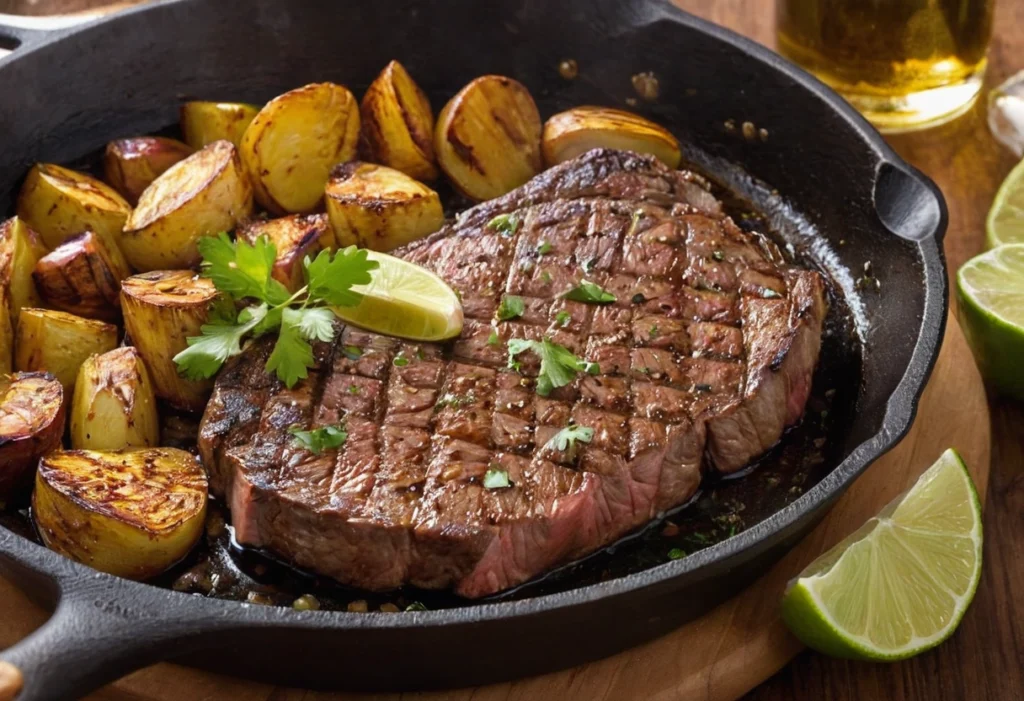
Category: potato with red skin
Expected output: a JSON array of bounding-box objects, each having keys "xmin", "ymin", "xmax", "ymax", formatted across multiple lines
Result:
[
  {"xmin": 33, "ymin": 230, "xmax": 132, "ymax": 322},
  {"xmin": 103, "ymin": 137, "xmax": 195, "ymax": 204},
  {"xmin": 0, "ymin": 372, "xmax": 66, "ymax": 500}
]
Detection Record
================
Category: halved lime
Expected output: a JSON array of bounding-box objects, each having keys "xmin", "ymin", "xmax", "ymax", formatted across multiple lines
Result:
[
  {"xmin": 986, "ymin": 158, "xmax": 1024, "ymax": 248},
  {"xmin": 332, "ymin": 251, "xmax": 463, "ymax": 342},
  {"xmin": 957, "ymin": 244, "xmax": 1024, "ymax": 401},
  {"xmin": 781, "ymin": 449, "xmax": 982, "ymax": 661}
]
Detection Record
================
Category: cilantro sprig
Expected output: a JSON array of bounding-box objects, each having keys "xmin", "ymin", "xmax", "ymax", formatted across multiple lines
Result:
[
  {"xmin": 289, "ymin": 423, "xmax": 348, "ymax": 455},
  {"xmin": 545, "ymin": 424, "xmax": 594, "ymax": 456},
  {"xmin": 562, "ymin": 279, "xmax": 616, "ymax": 304},
  {"xmin": 174, "ymin": 234, "xmax": 378, "ymax": 387},
  {"xmin": 506, "ymin": 338, "xmax": 599, "ymax": 396}
]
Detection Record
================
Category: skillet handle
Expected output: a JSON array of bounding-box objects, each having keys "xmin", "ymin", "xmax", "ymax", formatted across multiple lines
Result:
[
  {"xmin": 0, "ymin": 12, "xmax": 99, "ymax": 60},
  {"xmin": 873, "ymin": 160, "xmax": 949, "ymax": 244}
]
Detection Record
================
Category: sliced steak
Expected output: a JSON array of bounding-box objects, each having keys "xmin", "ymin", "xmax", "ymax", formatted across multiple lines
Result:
[{"xmin": 199, "ymin": 148, "xmax": 827, "ymax": 598}]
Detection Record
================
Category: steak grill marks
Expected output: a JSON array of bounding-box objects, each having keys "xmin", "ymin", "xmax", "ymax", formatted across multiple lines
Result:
[{"xmin": 199, "ymin": 149, "xmax": 826, "ymax": 598}]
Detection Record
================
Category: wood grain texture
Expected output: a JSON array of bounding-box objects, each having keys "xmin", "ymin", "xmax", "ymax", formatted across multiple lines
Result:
[{"xmin": 0, "ymin": 1, "xmax": 1018, "ymax": 699}]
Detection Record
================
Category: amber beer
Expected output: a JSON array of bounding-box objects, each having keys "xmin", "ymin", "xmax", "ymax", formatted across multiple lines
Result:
[{"xmin": 777, "ymin": 0, "xmax": 995, "ymax": 132}]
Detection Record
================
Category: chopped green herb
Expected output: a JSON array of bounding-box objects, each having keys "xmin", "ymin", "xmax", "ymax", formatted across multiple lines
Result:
[
  {"xmin": 628, "ymin": 209, "xmax": 645, "ymax": 236},
  {"xmin": 342, "ymin": 345, "xmax": 362, "ymax": 360},
  {"xmin": 289, "ymin": 423, "xmax": 347, "ymax": 455},
  {"xmin": 537, "ymin": 240, "xmax": 553, "ymax": 255},
  {"xmin": 540, "ymin": 270, "xmax": 553, "ymax": 284},
  {"xmin": 728, "ymin": 524, "xmax": 738, "ymax": 537},
  {"xmin": 497, "ymin": 295, "xmax": 525, "ymax": 321},
  {"xmin": 487, "ymin": 213, "xmax": 520, "ymax": 237},
  {"xmin": 545, "ymin": 424, "xmax": 594, "ymax": 454},
  {"xmin": 487, "ymin": 330, "xmax": 501, "ymax": 346},
  {"xmin": 649, "ymin": 324, "xmax": 660, "ymax": 339},
  {"xmin": 393, "ymin": 354, "xmax": 409, "ymax": 367},
  {"xmin": 667, "ymin": 548, "xmax": 686, "ymax": 560},
  {"xmin": 348, "ymin": 384, "xmax": 360, "ymax": 395},
  {"xmin": 631, "ymin": 293, "xmax": 646, "ymax": 304},
  {"xmin": 762, "ymin": 288, "xmax": 782, "ymax": 299},
  {"xmin": 563, "ymin": 279, "xmax": 616, "ymax": 304},
  {"xmin": 636, "ymin": 366, "xmax": 650, "ymax": 375},
  {"xmin": 506, "ymin": 338, "xmax": 599, "ymax": 396},
  {"xmin": 483, "ymin": 466, "xmax": 511, "ymax": 489},
  {"xmin": 435, "ymin": 392, "xmax": 475, "ymax": 409},
  {"xmin": 405, "ymin": 601, "xmax": 428, "ymax": 612},
  {"xmin": 415, "ymin": 348, "xmax": 425, "ymax": 360},
  {"xmin": 555, "ymin": 310, "xmax": 572, "ymax": 327},
  {"xmin": 712, "ymin": 250, "xmax": 724, "ymax": 262}
]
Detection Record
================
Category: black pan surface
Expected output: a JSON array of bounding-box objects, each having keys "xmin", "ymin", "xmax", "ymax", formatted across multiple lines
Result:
[{"xmin": 0, "ymin": 1, "xmax": 946, "ymax": 699}]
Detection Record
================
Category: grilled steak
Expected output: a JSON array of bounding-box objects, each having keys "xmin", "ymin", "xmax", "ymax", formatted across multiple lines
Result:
[{"xmin": 198, "ymin": 149, "xmax": 827, "ymax": 598}]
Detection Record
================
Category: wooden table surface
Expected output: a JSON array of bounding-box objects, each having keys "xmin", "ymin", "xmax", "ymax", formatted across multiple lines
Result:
[{"xmin": 669, "ymin": 2, "xmax": 1023, "ymax": 700}]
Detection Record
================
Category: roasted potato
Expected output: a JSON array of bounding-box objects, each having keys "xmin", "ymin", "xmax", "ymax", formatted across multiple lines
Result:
[
  {"xmin": 33, "ymin": 230, "xmax": 132, "ymax": 322},
  {"xmin": 33, "ymin": 448, "xmax": 207, "ymax": 580},
  {"xmin": 542, "ymin": 106, "xmax": 682, "ymax": 169},
  {"xmin": 0, "ymin": 287, "xmax": 12, "ymax": 375},
  {"xmin": 0, "ymin": 372, "xmax": 65, "ymax": 500},
  {"xmin": 0, "ymin": 217, "xmax": 47, "ymax": 320},
  {"xmin": 240, "ymin": 82, "xmax": 360, "ymax": 214},
  {"xmin": 238, "ymin": 214, "xmax": 328, "ymax": 291},
  {"xmin": 360, "ymin": 60, "xmax": 438, "ymax": 182},
  {"xmin": 103, "ymin": 136, "xmax": 195, "ymax": 204},
  {"xmin": 121, "ymin": 140, "xmax": 253, "ymax": 272},
  {"xmin": 16, "ymin": 163, "xmax": 132, "ymax": 250},
  {"xmin": 121, "ymin": 271, "xmax": 217, "ymax": 412},
  {"xmin": 324, "ymin": 162, "xmax": 443, "ymax": 252},
  {"xmin": 434, "ymin": 75, "xmax": 543, "ymax": 201},
  {"xmin": 71, "ymin": 347, "xmax": 159, "ymax": 451},
  {"xmin": 15, "ymin": 308, "xmax": 119, "ymax": 394},
  {"xmin": 180, "ymin": 101, "xmax": 260, "ymax": 149}
]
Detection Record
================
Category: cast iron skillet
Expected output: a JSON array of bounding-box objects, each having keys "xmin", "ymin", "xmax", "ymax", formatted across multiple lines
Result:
[{"xmin": 0, "ymin": 0, "xmax": 947, "ymax": 698}]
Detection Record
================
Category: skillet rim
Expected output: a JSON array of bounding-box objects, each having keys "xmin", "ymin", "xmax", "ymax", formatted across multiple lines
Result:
[{"xmin": 0, "ymin": 0, "xmax": 949, "ymax": 629}]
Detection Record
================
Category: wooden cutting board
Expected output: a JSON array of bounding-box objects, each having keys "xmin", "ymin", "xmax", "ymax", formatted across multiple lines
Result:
[{"xmin": 0, "ymin": 311, "xmax": 990, "ymax": 701}]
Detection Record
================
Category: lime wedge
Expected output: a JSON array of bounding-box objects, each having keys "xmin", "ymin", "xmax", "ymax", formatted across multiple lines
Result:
[
  {"xmin": 332, "ymin": 251, "xmax": 463, "ymax": 341},
  {"xmin": 781, "ymin": 449, "xmax": 982, "ymax": 661},
  {"xmin": 957, "ymin": 244, "xmax": 1024, "ymax": 400},
  {"xmin": 986, "ymin": 158, "xmax": 1024, "ymax": 248}
]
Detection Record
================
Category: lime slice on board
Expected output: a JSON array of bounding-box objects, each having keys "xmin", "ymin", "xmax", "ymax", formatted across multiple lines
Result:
[
  {"xmin": 986, "ymin": 158, "xmax": 1024, "ymax": 248},
  {"xmin": 957, "ymin": 244, "xmax": 1024, "ymax": 401},
  {"xmin": 781, "ymin": 449, "xmax": 982, "ymax": 661},
  {"xmin": 332, "ymin": 251, "xmax": 463, "ymax": 342}
]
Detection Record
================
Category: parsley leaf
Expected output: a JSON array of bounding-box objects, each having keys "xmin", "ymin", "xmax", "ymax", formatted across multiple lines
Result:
[
  {"xmin": 483, "ymin": 466, "xmax": 511, "ymax": 489},
  {"xmin": 173, "ymin": 303, "xmax": 267, "ymax": 380},
  {"xmin": 562, "ymin": 279, "xmax": 616, "ymax": 304},
  {"xmin": 487, "ymin": 330, "xmax": 501, "ymax": 346},
  {"xmin": 487, "ymin": 213, "xmax": 520, "ymax": 237},
  {"xmin": 497, "ymin": 295, "xmax": 525, "ymax": 320},
  {"xmin": 555, "ymin": 310, "xmax": 571, "ymax": 327},
  {"xmin": 304, "ymin": 246, "xmax": 378, "ymax": 308},
  {"xmin": 198, "ymin": 234, "xmax": 290, "ymax": 306},
  {"xmin": 545, "ymin": 424, "xmax": 594, "ymax": 454},
  {"xmin": 537, "ymin": 240, "xmax": 553, "ymax": 255},
  {"xmin": 266, "ymin": 308, "xmax": 315, "ymax": 387},
  {"xmin": 668, "ymin": 548, "xmax": 686, "ymax": 560},
  {"xmin": 289, "ymin": 423, "xmax": 347, "ymax": 455},
  {"xmin": 506, "ymin": 338, "xmax": 599, "ymax": 396}
]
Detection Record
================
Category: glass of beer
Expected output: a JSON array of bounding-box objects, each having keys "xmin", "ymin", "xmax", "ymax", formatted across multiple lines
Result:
[{"xmin": 777, "ymin": 0, "xmax": 996, "ymax": 133}]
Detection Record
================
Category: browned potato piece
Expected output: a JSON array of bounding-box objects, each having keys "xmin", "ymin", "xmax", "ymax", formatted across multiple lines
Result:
[
  {"xmin": 15, "ymin": 309, "xmax": 119, "ymax": 394},
  {"xmin": 33, "ymin": 448, "xmax": 207, "ymax": 579},
  {"xmin": 0, "ymin": 217, "xmax": 47, "ymax": 322},
  {"xmin": 360, "ymin": 60, "xmax": 438, "ymax": 182},
  {"xmin": 324, "ymin": 162, "xmax": 444, "ymax": 252},
  {"xmin": 542, "ymin": 106, "xmax": 682, "ymax": 169},
  {"xmin": 16, "ymin": 163, "xmax": 132, "ymax": 250},
  {"xmin": 434, "ymin": 75, "xmax": 542, "ymax": 201},
  {"xmin": 180, "ymin": 101, "xmax": 260, "ymax": 149},
  {"xmin": 103, "ymin": 136, "xmax": 195, "ymax": 204},
  {"xmin": 71, "ymin": 347, "xmax": 158, "ymax": 451},
  {"xmin": 238, "ymin": 214, "xmax": 328, "ymax": 291},
  {"xmin": 240, "ymin": 82, "xmax": 360, "ymax": 214},
  {"xmin": 0, "ymin": 372, "xmax": 66, "ymax": 500},
  {"xmin": 33, "ymin": 230, "xmax": 132, "ymax": 322},
  {"xmin": 121, "ymin": 271, "xmax": 217, "ymax": 412},
  {"xmin": 121, "ymin": 140, "xmax": 253, "ymax": 271},
  {"xmin": 0, "ymin": 287, "xmax": 12, "ymax": 375}
]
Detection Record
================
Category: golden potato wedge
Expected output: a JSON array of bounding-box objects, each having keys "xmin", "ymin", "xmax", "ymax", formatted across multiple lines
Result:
[
  {"xmin": 32, "ymin": 230, "xmax": 132, "ymax": 322},
  {"xmin": 16, "ymin": 163, "xmax": 132, "ymax": 250},
  {"xmin": 121, "ymin": 271, "xmax": 217, "ymax": 412},
  {"xmin": 71, "ymin": 347, "xmax": 159, "ymax": 451},
  {"xmin": 103, "ymin": 136, "xmax": 195, "ymax": 205},
  {"xmin": 360, "ymin": 60, "xmax": 438, "ymax": 182},
  {"xmin": 237, "ymin": 214, "xmax": 328, "ymax": 291},
  {"xmin": 240, "ymin": 82, "xmax": 360, "ymax": 214},
  {"xmin": 180, "ymin": 101, "xmax": 260, "ymax": 149},
  {"xmin": 434, "ymin": 75, "xmax": 542, "ymax": 201},
  {"xmin": 0, "ymin": 287, "xmax": 12, "ymax": 375},
  {"xmin": 0, "ymin": 372, "xmax": 65, "ymax": 500},
  {"xmin": 33, "ymin": 447, "xmax": 207, "ymax": 580},
  {"xmin": 121, "ymin": 140, "xmax": 253, "ymax": 272},
  {"xmin": 324, "ymin": 162, "xmax": 444, "ymax": 252},
  {"xmin": 542, "ymin": 106, "xmax": 682, "ymax": 169},
  {"xmin": 0, "ymin": 217, "xmax": 47, "ymax": 321},
  {"xmin": 15, "ymin": 308, "xmax": 118, "ymax": 394}
]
